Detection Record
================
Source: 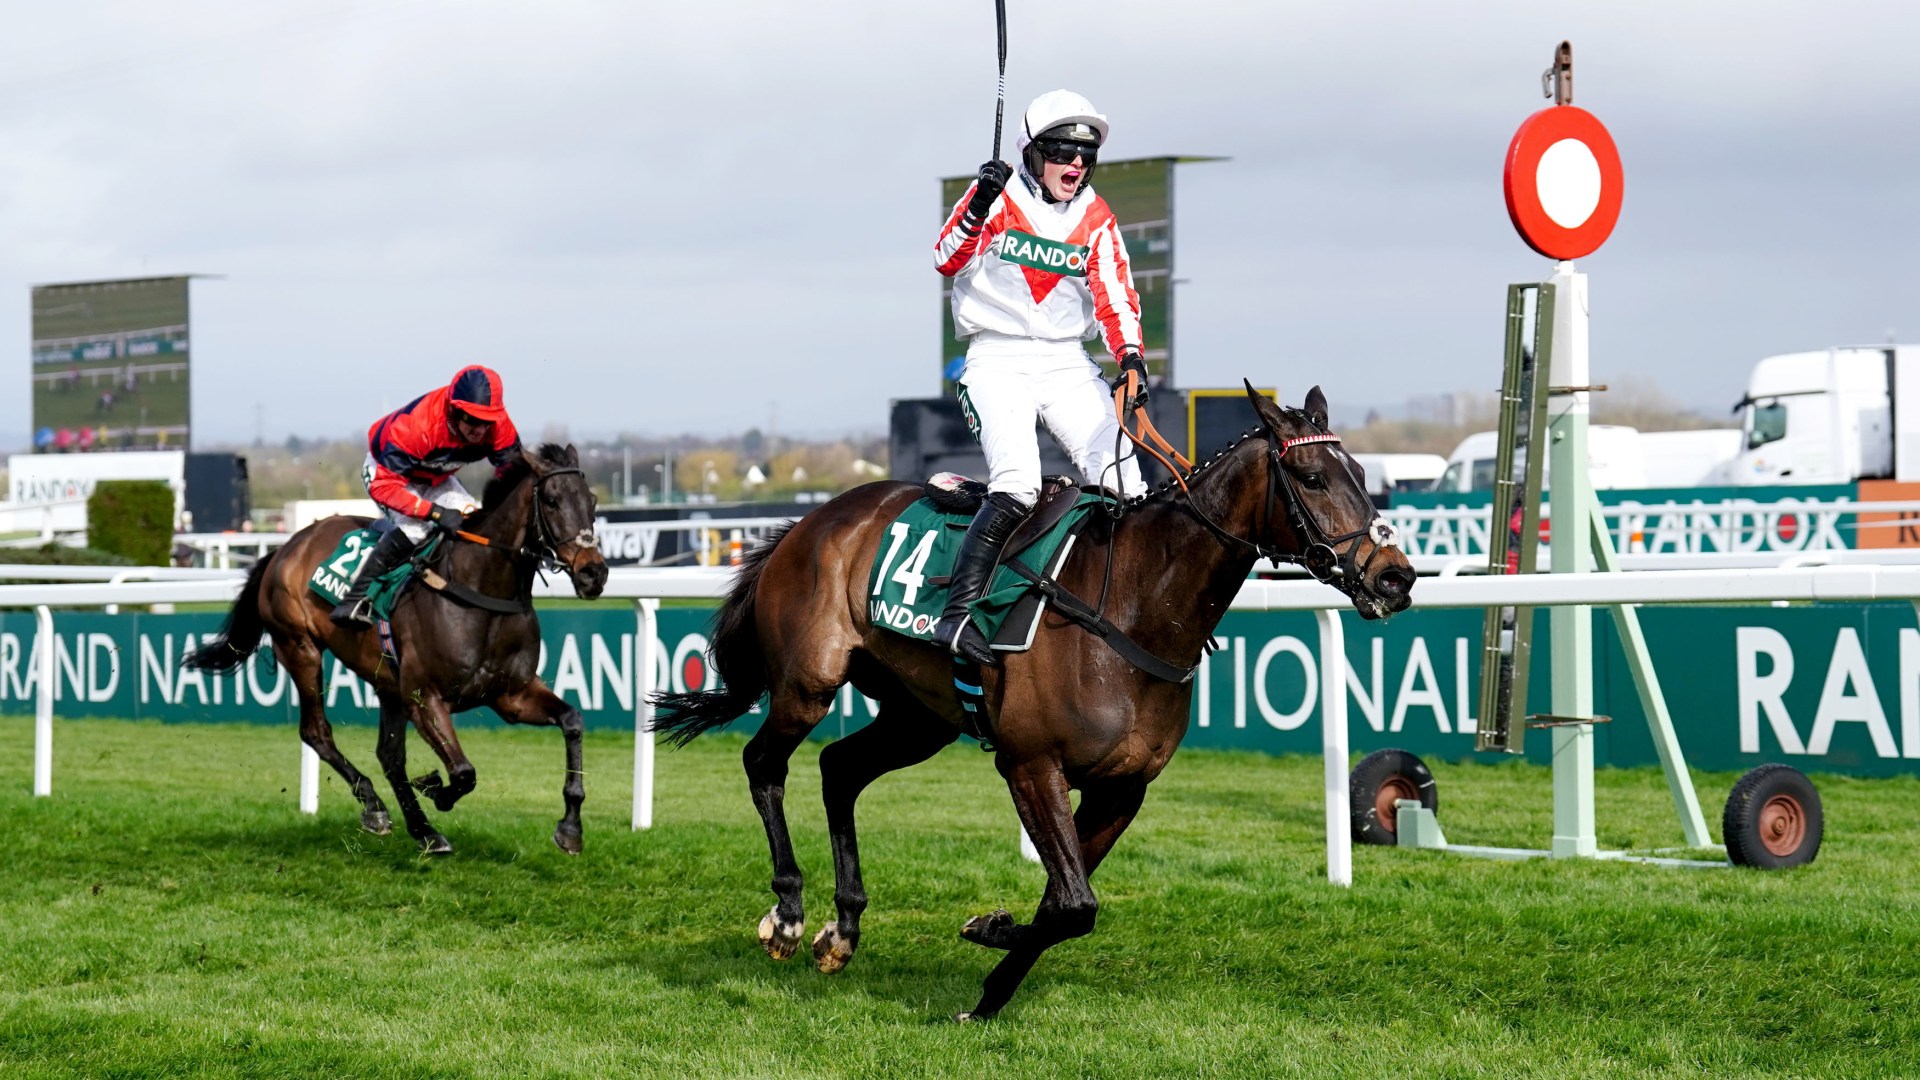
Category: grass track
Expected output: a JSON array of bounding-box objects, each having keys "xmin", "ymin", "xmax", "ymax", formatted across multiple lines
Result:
[{"xmin": 2, "ymin": 717, "xmax": 1918, "ymax": 1078}]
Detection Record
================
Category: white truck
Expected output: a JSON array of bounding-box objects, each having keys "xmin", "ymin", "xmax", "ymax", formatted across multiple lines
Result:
[
  {"xmin": 1639, "ymin": 429, "xmax": 1743, "ymax": 488},
  {"xmin": 1429, "ymin": 425, "xmax": 1653, "ymax": 493},
  {"xmin": 1350, "ymin": 452, "xmax": 1447, "ymax": 498},
  {"xmin": 1716, "ymin": 345, "xmax": 1920, "ymax": 485}
]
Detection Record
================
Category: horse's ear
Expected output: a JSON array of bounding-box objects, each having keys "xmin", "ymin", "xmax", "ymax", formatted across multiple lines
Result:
[
  {"xmin": 1304, "ymin": 385, "xmax": 1329, "ymax": 430},
  {"xmin": 1243, "ymin": 378, "xmax": 1287, "ymax": 432},
  {"xmin": 563, "ymin": 443, "xmax": 581, "ymax": 467}
]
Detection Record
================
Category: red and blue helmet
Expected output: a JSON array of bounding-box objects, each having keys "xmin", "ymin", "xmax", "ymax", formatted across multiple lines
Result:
[{"xmin": 448, "ymin": 365, "xmax": 507, "ymax": 422}]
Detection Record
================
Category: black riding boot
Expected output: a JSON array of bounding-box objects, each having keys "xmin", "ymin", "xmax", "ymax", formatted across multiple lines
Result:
[
  {"xmin": 931, "ymin": 492, "xmax": 1030, "ymax": 666},
  {"xmin": 330, "ymin": 528, "xmax": 417, "ymax": 627}
]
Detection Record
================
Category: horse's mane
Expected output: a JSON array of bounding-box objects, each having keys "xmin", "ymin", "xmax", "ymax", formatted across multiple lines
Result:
[
  {"xmin": 479, "ymin": 443, "xmax": 577, "ymax": 512},
  {"xmin": 1124, "ymin": 406, "xmax": 1322, "ymax": 511}
]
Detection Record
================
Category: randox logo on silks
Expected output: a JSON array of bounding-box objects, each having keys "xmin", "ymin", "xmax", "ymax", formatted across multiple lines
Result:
[{"xmin": 993, "ymin": 230, "xmax": 1089, "ymax": 277}]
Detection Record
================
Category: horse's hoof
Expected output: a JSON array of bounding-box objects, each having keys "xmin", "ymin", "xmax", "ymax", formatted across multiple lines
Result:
[
  {"xmin": 812, "ymin": 924, "xmax": 856, "ymax": 974},
  {"xmin": 419, "ymin": 833, "xmax": 452, "ymax": 856},
  {"xmin": 960, "ymin": 909, "xmax": 1017, "ymax": 950},
  {"xmin": 757, "ymin": 906, "xmax": 803, "ymax": 961},
  {"xmin": 411, "ymin": 771, "xmax": 443, "ymax": 793},
  {"xmin": 361, "ymin": 809, "xmax": 392, "ymax": 836},
  {"xmin": 955, "ymin": 1010, "xmax": 994, "ymax": 1023},
  {"xmin": 553, "ymin": 824, "xmax": 583, "ymax": 856}
]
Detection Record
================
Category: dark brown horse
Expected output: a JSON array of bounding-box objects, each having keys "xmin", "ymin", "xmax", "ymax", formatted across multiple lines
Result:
[
  {"xmin": 652, "ymin": 385, "xmax": 1413, "ymax": 1020},
  {"xmin": 186, "ymin": 444, "xmax": 609, "ymax": 854}
]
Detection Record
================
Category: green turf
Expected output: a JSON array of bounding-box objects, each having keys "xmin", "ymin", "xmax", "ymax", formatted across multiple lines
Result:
[
  {"xmin": 32, "ymin": 375, "xmax": 190, "ymax": 434},
  {"xmin": 2, "ymin": 718, "xmax": 1917, "ymax": 1078}
]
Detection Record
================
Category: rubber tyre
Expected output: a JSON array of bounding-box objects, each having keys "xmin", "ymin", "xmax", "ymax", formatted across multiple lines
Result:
[
  {"xmin": 1723, "ymin": 763, "xmax": 1823, "ymax": 869},
  {"xmin": 1349, "ymin": 748, "xmax": 1437, "ymax": 846}
]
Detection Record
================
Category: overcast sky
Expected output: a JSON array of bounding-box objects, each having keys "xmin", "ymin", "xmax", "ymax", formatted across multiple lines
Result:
[{"xmin": 2, "ymin": 1, "xmax": 1916, "ymax": 447}]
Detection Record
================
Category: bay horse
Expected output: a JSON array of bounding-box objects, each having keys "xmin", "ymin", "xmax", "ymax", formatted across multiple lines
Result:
[
  {"xmin": 186, "ymin": 444, "xmax": 609, "ymax": 854},
  {"xmin": 652, "ymin": 385, "xmax": 1414, "ymax": 1020}
]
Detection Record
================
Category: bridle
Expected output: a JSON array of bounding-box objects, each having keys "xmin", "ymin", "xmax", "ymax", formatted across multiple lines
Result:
[
  {"xmin": 1105, "ymin": 376, "xmax": 1398, "ymax": 598},
  {"xmin": 1148, "ymin": 419, "xmax": 1399, "ymax": 599},
  {"xmin": 454, "ymin": 466, "xmax": 599, "ymax": 576},
  {"xmin": 1258, "ymin": 430, "xmax": 1399, "ymax": 591},
  {"xmin": 525, "ymin": 467, "xmax": 600, "ymax": 574}
]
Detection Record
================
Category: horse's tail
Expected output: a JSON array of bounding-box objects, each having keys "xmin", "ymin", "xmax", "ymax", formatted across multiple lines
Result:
[
  {"xmin": 649, "ymin": 520, "xmax": 793, "ymax": 748},
  {"xmin": 183, "ymin": 555, "xmax": 274, "ymax": 673}
]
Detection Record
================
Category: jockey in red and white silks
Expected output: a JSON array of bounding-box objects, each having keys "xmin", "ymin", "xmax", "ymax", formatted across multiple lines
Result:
[
  {"xmin": 934, "ymin": 89, "xmax": 1148, "ymax": 504},
  {"xmin": 928, "ymin": 89, "xmax": 1150, "ymax": 665}
]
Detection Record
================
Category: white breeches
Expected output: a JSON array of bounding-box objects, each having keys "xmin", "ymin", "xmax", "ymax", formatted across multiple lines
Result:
[
  {"xmin": 361, "ymin": 454, "xmax": 478, "ymax": 542},
  {"xmin": 956, "ymin": 336, "xmax": 1145, "ymax": 502}
]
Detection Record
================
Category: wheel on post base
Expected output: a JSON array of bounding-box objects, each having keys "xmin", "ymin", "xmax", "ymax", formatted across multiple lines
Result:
[
  {"xmin": 1349, "ymin": 748, "xmax": 1437, "ymax": 846},
  {"xmin": 1724, "ymin": 764, "xmax": 1823, "ymax": 869}
]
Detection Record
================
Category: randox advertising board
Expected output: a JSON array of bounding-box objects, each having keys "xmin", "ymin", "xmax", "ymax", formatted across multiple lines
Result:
[
  {"xmin": 1386, "ymin": 484, "xmax": 1861, "ymax": 558},
  {"xmin": 4, "ymin": 602, "xmax": 1920, "ymax": 779}
]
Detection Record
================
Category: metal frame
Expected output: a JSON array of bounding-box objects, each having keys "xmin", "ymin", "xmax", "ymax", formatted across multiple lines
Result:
[
  {"xmin": 1452, "ymin": 264, "xmax": 1714, "ymax": 859},
  {"xmin": 1476, "ymin": 283, "xmax": 1554, "ymax": 753}
]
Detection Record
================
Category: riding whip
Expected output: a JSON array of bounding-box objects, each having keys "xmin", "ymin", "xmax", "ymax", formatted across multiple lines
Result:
[{"xmin": 992, "ymin": 0, "xmax": 1007, "ymax": 161}]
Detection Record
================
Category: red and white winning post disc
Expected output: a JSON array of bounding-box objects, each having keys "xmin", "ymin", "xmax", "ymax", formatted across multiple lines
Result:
[{"xmin": 1503, "ymin": 106, "xmax": 1623, "ymax": 260}]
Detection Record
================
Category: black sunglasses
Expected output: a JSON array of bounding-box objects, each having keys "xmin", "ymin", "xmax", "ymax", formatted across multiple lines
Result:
[{"xmin": 1034, "ymin": 138, "xmax": 1097, "ymax": 166}]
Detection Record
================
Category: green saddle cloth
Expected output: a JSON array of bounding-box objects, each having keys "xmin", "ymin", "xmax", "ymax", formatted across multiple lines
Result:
[
  {"xmin": 868, "ymin": 491, "xmax": 1102, "ymax": 652},
  {"xmin": 308, "ymin": 529, "xmax": 440, "ymax": 622}
]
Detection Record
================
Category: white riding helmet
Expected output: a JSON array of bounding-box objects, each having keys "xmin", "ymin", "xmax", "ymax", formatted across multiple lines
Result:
[{"xmin": 1019, "ymin": 89, "xmax": 1108, "ymax": 194}]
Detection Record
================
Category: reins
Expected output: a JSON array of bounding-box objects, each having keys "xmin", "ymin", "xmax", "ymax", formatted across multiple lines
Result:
[{"xmin": 1110, "ymin": 370, "xmax": 1193, "ymax": 488}]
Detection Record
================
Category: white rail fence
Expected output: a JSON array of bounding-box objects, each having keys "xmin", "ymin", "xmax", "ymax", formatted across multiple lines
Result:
[
  {"xmin": 175, "ymin": 516, "xmax": 798, "ymax": 569},
  {"xmin": 11, "ymin": 563, "xmax": 1920, "ymax": 886}
]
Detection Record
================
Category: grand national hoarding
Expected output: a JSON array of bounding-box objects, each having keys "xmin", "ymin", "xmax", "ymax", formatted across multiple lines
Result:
[
  {"xmin": 6, "ymin": 600, "xmax": 1920, "ymax": 779},
  {"xmin": 1387, "ymin": 484, "xmax": 1861, "ymax": 556},
  {"xmin": 30, "ymin": 276, "xmax": 194, "ymax": 452}
]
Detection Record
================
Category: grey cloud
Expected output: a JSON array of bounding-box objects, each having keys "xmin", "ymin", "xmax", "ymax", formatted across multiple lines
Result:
[{"xmin": 0, "ymin": 0, "xmax": 1916, "ymax": 443}]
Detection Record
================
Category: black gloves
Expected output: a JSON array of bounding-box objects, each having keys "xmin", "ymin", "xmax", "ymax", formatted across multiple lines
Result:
[
  {"xmin": 428, "ymin": 505, "xmax": 467, "ymax": 535},
  {"xmin": 966, "ymin": 160, "xmax": 1013, "ymax": 220},
  {"xmin": 1112, "ymin": 349, "xmax": 1150, "ymax": 406}
]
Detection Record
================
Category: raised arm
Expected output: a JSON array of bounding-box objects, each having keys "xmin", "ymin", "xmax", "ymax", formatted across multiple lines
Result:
[{"xmin": 935, "ymin": 160, "xmax": 1012, "ymax": 277}]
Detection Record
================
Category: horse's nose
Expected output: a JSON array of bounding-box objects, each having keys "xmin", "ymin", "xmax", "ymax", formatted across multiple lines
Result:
[
  {"xmin": 577, "ymin": 561, "xmax": 609, "ymax": 599},
  {"xmin": 1374, "ymin": 566, "xmax": 1414, "ymax": 606}
]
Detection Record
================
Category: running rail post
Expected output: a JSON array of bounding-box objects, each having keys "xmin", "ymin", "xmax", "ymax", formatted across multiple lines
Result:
[
  {"xmin": 33, "ymin": 605, "xmax": 53, "ymax": 797},
  {"xmin": 1546, "ymin": 261, "xmax": 1597, "ymax": 857},
  {"xmin": 1318, "ymin": 608, "xmax": 1351, "ymax": 886},
  {"xmin": 633, "ymin": 598, "xmax": 659, "ymax": 830},
  {"xmin": 300, "ymin": 742, "xmax": 319, "ymax": 815}
]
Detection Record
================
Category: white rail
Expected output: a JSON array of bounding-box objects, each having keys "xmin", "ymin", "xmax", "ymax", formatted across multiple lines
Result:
[
  {"xmin": 0, "ymin": 565, "xmax": 246, "ymax": 582},
  {"xmin": 14, "ymin": 564, "xmax": 1920, "ymax": 886},
  {"xmin": 174, "ymin": 516, "xmax": 804, "ymax": 568}
]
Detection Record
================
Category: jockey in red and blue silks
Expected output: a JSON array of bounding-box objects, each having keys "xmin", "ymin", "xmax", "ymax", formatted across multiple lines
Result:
[{"xmin": 331, "ymin": 365, "xmax": 524, "ymax": 626}]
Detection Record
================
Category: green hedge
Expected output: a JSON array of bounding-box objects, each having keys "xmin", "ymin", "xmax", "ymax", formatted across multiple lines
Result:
[{"xmin": 88, "ymin": 481, "xmax": 175, "ymax": 566}]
